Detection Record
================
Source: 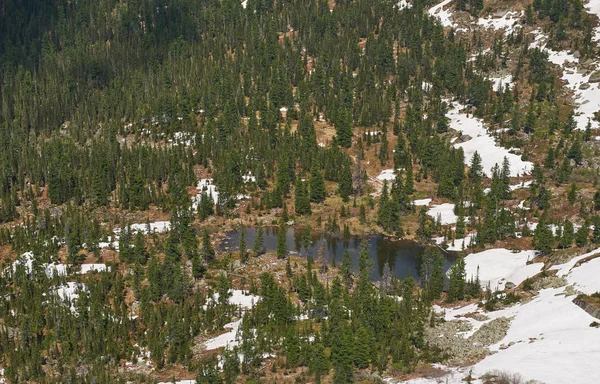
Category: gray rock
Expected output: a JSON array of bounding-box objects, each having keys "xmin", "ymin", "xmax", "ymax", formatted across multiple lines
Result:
[
  {"xmin": 505, "ymin": 282, "xmax": 516, "ymax": 290},
  {"xmin": 580, "ymin": 82, "xmax": 591, "ymax": 90},
  {"xmin": 589, "ymin": 70, "xmax": 600, "ymax": 83},
  {"xmin": 532, "ymin": 276, "xmax": 567, "ymax": 290},
  {"xmin": 232, "ymin": 260, "xmax": 242, "ymax": 270}
]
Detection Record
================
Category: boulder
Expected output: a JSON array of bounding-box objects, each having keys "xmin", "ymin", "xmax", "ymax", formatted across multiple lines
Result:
[{"xmin": 588, "ymin": 70, "xmax": 600, "ymax": 83}]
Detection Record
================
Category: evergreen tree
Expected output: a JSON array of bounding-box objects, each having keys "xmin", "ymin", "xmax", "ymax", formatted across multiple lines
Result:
[
  {"xmin": 560, "ymin": 220, "xmax": 574, "ymax": 248},
  {"xmin": 295, "ymin": 178, "xmax": 311, "ymax": 215},
  {"xmin": 447, "ymin": 257, "xmax": 466, "ymax": 302},
  {"xmin": 533, "ymin": 219, "xmax": 554, "ymax": 254},
  {"xmin": 420, "ymin": 248, "xmax": 445, "ymax": 300},
  {"xmin": 201, "ymin": 229, "xmax": 216, "ymax": 264},
  {"xmin": 239, "ymin": 224, "xmax": 248, "ymax": 263},
  {"xmin": 336, "ymin": 108, "xmax": 353, "ymax": 148},
  {"xmin": 310, "ymin": 164, "xmax": 327, "ymax": 203},
  {"xmin": 277, "ymin": 219, "xmax": 287, "ymax": 259},
  {"xmin": 338, "ymin": 163, "xmax": 354, "ymax": 202},
  {"xmin": 254, "ymin": 223, "xmax": 265, "ymax": 256}
]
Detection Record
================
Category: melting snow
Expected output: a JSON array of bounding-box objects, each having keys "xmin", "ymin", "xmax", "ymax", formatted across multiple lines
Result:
[
  {"xmin": 413, "ymin": 198, "xmax": 432, "ymax": 206},
  {"xmin": 464, "ymin": 248, "xmax": 541, "ymax": 290},
  {"xmin": 428, "ymin": 0, "xmax": 455, "ymax": 28},
  {"xmin": 477, "ymin": 11, "xmax": 522, "ymax": 33},
  {"xmin": 434, "ymin": 233, "xmax": 477, "ymax": 251},
  {"xmin": 427, "ymin": 203, "xmax": 458, "ymax": 225},
  {"xmin": 79, "ymin": 264, "xmax": 110, "ymax": 274},
  {"xmin": 203, "ymin": 290, "xmax": 260, "ymax": 351},
  {"xmin": 376, "ymin": 169, "xmax": 397, "ymax": 181},
  {"xmin": 448, "ymin": 102, "xmax": 533, "ymax": 177}
]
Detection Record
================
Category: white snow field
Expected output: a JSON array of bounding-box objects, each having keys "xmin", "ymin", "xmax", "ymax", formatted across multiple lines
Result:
[
  {"xmin": 376, "ymin": 169, "xmax": 397, "ymax": 181},
  {"xmin": 566, "ymin": 256, "xmax": 600, "ymax": 294},
  {"xmin": 428, "ymin": 0, "xmax": 455, "ymax": 29},
  {"xmin": 463, "ymin": 248, "xmax": 541, "ymax": 290},
  {"xmin": 477, "ymin": 10, "xmax": 522, "ymax": 34},
  {"xmin": 448, "ymin": 102, "xmax": 533, "ymax": 177},
  {"xmin": 203, "ymin": 290, "xmax": 260, "ymax": 351},
  {"xmin": 427, "ymin": 203, "xmax": 458, "ymax": 225},
  {"xmin": 434, "ymin": 232, "xmax": 476, "ymax": 251},
  {"xmin": 473, "ymin": 287, "xmax": 600, "ymax": 383},
  {"xmin": 488, "ymin": 73, "xmax": 514, "ymax": 92},
  {"xmin": 412, "ymin": 198, "xmax": 432, "ymax": 206},
  {"xmin": 78, "ymin": 264, "xmax": 110, "ymax": 274}
]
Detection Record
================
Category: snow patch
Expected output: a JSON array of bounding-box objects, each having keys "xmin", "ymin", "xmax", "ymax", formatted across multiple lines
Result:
[
  {"xmin": 376, "ymin": 169, "xmax": 397, "ymax": 181},
  {"xmin": 464, "ymin": 248, "xmax": 541, "ymax": 290},
  {"xmin": 448, "ymin": 102, "xmax": 533, "ymax": 177},
  {"xmin": 427, "ymin": 203, "xmax": 458, "ymax": 225},
  {"xmin": 412, "ymin": 198, "xmax": 432, "ymax": 206}
]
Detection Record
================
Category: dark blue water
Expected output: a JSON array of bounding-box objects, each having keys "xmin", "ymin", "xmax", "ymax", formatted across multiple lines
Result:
[{"xmin": 220, "ymin": 227, "xmax": 454, "ymax": 281}]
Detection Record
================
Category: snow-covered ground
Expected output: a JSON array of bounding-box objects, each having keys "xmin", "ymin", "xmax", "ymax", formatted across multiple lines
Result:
[
  {"xmin": 376, "ymin": 169, "xmax": 397, "ymax": 181},
  {"xmin": 413, "ymin": 198, "xmax": 432, "ymax": 206},
  {"xmin": 477, "ymin": 10, "xmax": 522, "ymax": 34},
  {"xmin": 79, "ymin": 264, "xmax": 110, "ymax": 274},
  {"xmin": 203, "ymin": 290, "xmax": 260, "ymax": 351},
  {"xmin": 396, "ymin": 0, "xmax": 412, "ymax": 10},
  {"xmin": 528, "ymin": 23, "xmax": 600, "ymax": 131},
  {"xmin": 45, "ymin": 263, "xmax": 68, "ymax": 278},
  {"xmin": 488, "ymin": 74, "xmax": 514, "ymax": 92},
  {"xmin": 464, "ymin": 248, "xmax": 541, "ymax": 290},
  {"xmin": 428, "ymin": 0, "xmax": 455, "ymax": 29},
  {"xmin": 434, "ymin": 233, "xmax": 476, "ymax": 251},
  {"xmin": 193, "ymin": 178, "xmax": 250, "ymax": 208},
  {"xmin": 448, "ymin": 102, "xmax": 533, "ymax": 177},
  {"xmin": 405, "ymin": 242, "xmax": 600, "ymax": 384},
  {"xmin": 474, "ymin": 287, "xmax": 600, "ymax": 383},
  {"xmin": 427, "ymin": 203, "xmax": 458, "ymax": 225}
]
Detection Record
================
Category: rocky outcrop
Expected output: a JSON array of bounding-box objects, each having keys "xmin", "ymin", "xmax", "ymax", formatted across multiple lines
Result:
[
  {"xmin": 589, "ymin": 70, "xmax": 600, "ymax": 83},
  {"xmin": 532, "ymin": 276, "xmax": 566, "ymax": 290},
  {"xmin": 426, "ymin": 317, "xmax": 512, "ymax": 365},
  {"xmin": 573, "ymin": 296, "xmax": 600, "ymax": 320}
]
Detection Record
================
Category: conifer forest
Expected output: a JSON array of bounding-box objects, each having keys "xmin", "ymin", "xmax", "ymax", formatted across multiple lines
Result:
[{"xmin": 1, "ymin": 0, "xmax": 600, "ymax": 383}]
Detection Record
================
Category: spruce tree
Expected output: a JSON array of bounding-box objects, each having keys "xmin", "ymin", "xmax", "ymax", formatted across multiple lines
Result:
[
  {"xmin": 277, "ymin": 219, "xmax": 287, "ymax": 259},
  {"xmin": 338, "ymin": 163, "xmax": 353, "ymax": 202},
  {"xmin": 295, "ymin": 178, "xmax": 311, "ymax": 215},
  {"xmin": 201, "ymin": 229, "xmax": 215, "ymax": 264},
  {"xmin": 447, "ymin": 257, "xmax": 466, "ymax": 302},
  {"xmin": 310, "ymin": 164, "xmax": 326, "ymax": 203},
  {"xmin": 335, "ymin": 108, "xmax": 353, "ymax": 148}
]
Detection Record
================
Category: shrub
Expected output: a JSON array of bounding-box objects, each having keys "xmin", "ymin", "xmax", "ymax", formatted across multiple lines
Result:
[
  {"xmin": 522, "ymin": 278, "xmax": 533, "ymax": 291},
  {"xmin": 480, "ymin": 369, "xmax": 539, "ymax": 384}
]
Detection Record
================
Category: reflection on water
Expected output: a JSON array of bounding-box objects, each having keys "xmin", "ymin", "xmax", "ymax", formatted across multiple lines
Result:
[{"xmin": 220, "ymin": 227, "xmax": 454, "ymax": 281}]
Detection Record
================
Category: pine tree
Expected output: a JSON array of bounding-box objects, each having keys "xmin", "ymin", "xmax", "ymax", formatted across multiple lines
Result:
[
  {"xmin": 421, "ymin": 248, "xmax": 445, "ymax": 300},
  {"xmin": 133, "ymin": 231, "xmax": 148, "ymax": 265},
  {"xmin": 239, "ymin": 224, "xmax": 248, "ymax": 263},
  {"xmin": 533, "ymin": 219, "xmax": 554, "ymax": 254},
  {"xmin": 353, "ymin": 326, "xmax": 373, "ymax": 369},
  {"xmin": 201, "ymin": 229, "xmax": 215, "ymax": 264},
  {"xmin": 560, "ymin": 220, "xmax": 574, "ymax": 248},
  {"xmin": 310, "ymin": 164, "xmax": 326, "ymax": 203},
  {"xmin": 309, "ymin": 338, "xmax": 330, "ymax": 383},
  {"xmin": 277, "ymin": 219, "xmax": 287, "ymax": 259},
  {"xmin": 254, "ymin": 223, "xmax": 265, "ymax": 256},
  {"xmin": 332, "ymin": 326, "xmax": 355, "ymax": 384},
  {"xmin": 341, "ymin": 250, "xmax": 354, "ymax": 289},
  {"xmin": 335, "ymin": 108, "xmax": 353, "ymax": 148},
  {"xmin": 338, "ymin": 163, "xmax": 353, "ymax": 202},
  {"xmin": 576, "ymin": 221, "xmax": 589, "ymax": 247},
  {"xmin": 295, "ymin": 178, "xmax": 311, "ymax": 215},
  {"xmin": 447, "ymin": 257, "xmax": 466, "ymax": 302}
]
